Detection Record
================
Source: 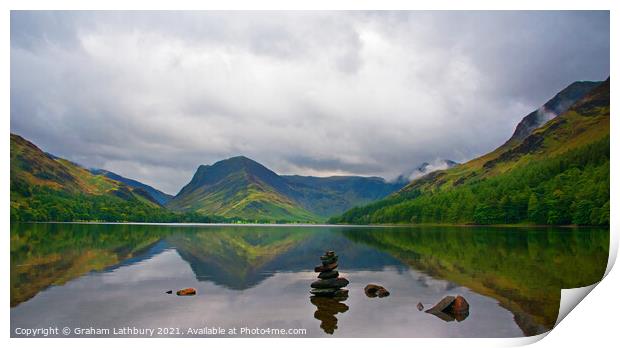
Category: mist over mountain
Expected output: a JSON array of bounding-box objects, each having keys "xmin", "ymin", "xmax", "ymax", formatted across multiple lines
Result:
[
  {"xmin": 332, "ymin": 79, "xmax": 609, "ymax": 226},
  {"xmin": 395, "ymin": 159, "xmax": 459, "ymax": 183},
  {"xmin": 10, "ymin": 78, "xmax": 609, "ymax": 225},
  {"xmin": 10, "ymin": 12, "xmax": 610, "ymax": 193},
  {"xmin": 506, "ymin": 81, "xmax": 601, "ymax": 144},
  {"xmin": 11, "ymin": 137, "xmax": 404, "ymax": 223}
]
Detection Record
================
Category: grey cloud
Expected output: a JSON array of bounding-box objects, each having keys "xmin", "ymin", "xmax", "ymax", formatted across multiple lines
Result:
[{"xmin": 10, "ymin": 11, "xmax": 610, "ymax": 194}]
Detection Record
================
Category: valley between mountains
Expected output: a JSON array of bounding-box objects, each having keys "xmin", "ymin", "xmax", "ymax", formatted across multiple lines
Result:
[{"xmin": 10, "ymin": 78, "xmax": 609, "ymax": 225}]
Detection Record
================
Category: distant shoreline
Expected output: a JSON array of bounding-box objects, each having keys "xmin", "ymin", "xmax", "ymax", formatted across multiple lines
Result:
[{"xmin": 11, "ymin": 221, "xmax": 608, "ymax": 229}]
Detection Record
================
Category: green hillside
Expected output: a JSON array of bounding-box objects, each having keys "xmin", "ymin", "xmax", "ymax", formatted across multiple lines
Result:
[
  {"xmin": 166, "ymin": 156, "xmax": 404, "ymax": 223},
  {"xmin": 284, "ymin": 175, "xmax": 403, "ymax": 217},
  {"xmin": 90, "ymin": 168, "xmax": 173, "ymax": 205},
  {"xmin": 10, "ymin": 135, "xmax": 403, "ymax": 223},
  {"xmin": 10, "ymin": 134, "xmax": 190, "ymax": 222},
  {"xmin": 166, "ymin": 156, "xmax": 320, "ymax": 222},
  {"xmin": 331, "ymin": 79, "xmax": 610, "ymax": 226}
]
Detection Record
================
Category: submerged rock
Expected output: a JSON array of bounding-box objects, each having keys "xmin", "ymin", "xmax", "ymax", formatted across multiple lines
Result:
[
  {"xmin": 425, "ymin": 295, "xmax": 470, "ymax": 322},
  {"xmin": 426, "ymin": 295, "xmax": 469, "ymax": 313},
  {"xmin": 364, "ymin": 284, "xmax": 390, "ymax": 298},
  {"xmin": 176, "ymin": 288, "xmax": 197, "ymax": 296},
  {"xmin": 417, "ymin": 302, "xmax": 424, "ymax": 311}
]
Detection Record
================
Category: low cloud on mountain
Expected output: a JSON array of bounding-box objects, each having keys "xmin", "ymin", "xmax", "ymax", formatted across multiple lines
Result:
[{"xmin": 10, "ymin": 11, "xmax": 610, "ymax": 194}]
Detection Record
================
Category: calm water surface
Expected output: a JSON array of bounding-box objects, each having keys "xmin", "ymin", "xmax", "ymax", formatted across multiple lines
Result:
[{"xmin": 10, "ymin": 223, "xmax": 608, "ymax": 337}]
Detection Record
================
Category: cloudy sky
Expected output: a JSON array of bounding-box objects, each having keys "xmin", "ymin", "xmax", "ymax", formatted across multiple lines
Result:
[{"xmin": 10, "ymin": 11, "xmax": 610, "ymax": 194}]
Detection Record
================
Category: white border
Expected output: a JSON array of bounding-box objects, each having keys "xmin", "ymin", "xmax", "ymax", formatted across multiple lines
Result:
[{"xmin": 2, "ymin": 1, "xmax": 617, "ymax": 348}]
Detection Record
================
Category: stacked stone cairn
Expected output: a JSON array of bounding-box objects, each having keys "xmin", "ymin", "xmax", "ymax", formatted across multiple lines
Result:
[{"xmin": 310, "ymin": 250, "xmax": 349, "ymax": 297}]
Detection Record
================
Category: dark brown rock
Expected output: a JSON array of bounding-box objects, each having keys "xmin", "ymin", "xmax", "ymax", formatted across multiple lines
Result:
[
  {"xmin": 321, "ymin": 255, "xmax": 338, "ymax": 265},
  {"xmin": 165, "ymin": 290, "xmax": 173, "ymax": 294},
  {"xmin": 310, "ymin": 288, "xmax": 338, "ymax": 296},
  {"xmin": 314, "ymin": 262, "xmax": 337, "ymax": 272},
  {"xmin": 452, "ymin": 295, "xmax": 469, "ymax": 313},
  {"xmin": 425, "ymin": 295, "xmax": 470, "ymax": 322},
  {"xmin": 376, "ymin": 288, "xmax": 390, "ymax": 297},
  {"xmin": 311, "ymin": 277, "xmax": 349, "ymax": 289},
  {"xmin": 318, "ymin": 270, "xmax": 339, "ymax": 279},
  {"xmin": 426, "ymin": 296, "xmax": 454, "ymax": 312},
  {"xmin": 364, "ymin": 284, "xmax": 379, "ymax": 297},
  {"xmin": 309, "ymin": 288, "xmax": 349, "ymax": 298},
  {"xmin": 320, "ymin": 251, "xmax": 336, "ymax": 261},
  {"xmin": 426, "ymin": 295, "xmax": 469, "ymax": 314},
  {"xmin": 417, "ymin": 302, "xmax": 424, "ymax": 311},
  {"xmin": 427, "ymin": 308, "xmax": 469, "ymax": 322},
  {"xmin": 332, "ymin": 289, "xmax": 349, "ymax": 299},
  {"xmin": 364, "ymin": 284, "xmax": 389, "ymax": 298}
]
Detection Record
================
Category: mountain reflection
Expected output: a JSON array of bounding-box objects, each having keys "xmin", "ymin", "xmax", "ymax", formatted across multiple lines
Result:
[
  {"xmin": 11, "ymin": 223, "xmax": 608, "ymax": 337},
  {"xmin": 10, "ymin": 224, "xmax": 404, "ymax": 304},
  {"xmin": 166, "ymin": 227, "xmax": 310, "ymax": 289},
  {"xmin": 342, "ymin": 226, "xmax": 608, "ymax": 335},
  {"xmin": 166, "ymin": 226, "xmax": 404, "ymax": 289},
  {"xmin": 10, "ymin": 223, "xmax": 166, "ymax": 306}
]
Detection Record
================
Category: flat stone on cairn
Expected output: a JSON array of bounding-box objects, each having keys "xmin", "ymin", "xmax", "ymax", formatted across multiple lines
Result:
[{"xmin": 310, "ymin": 251, "xmax": 349, "ymax": 297}]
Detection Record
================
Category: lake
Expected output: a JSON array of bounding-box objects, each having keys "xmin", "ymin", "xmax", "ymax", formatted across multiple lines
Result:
[{"xmin": 10, "ymin": 223, "xmax": 608, "ymax": 338}]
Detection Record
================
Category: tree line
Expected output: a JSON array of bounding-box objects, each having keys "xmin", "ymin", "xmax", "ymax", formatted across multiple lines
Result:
[{"xmin": 331, "ymin": 136, "xmax": 609, "ymax": 226}]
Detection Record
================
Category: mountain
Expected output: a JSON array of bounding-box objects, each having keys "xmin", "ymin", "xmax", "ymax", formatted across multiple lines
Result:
[
  {"xmin": 283, "ymin": 175, "xmax": 404, "ymax": 217},
  {"xmin": 166, "ymin": 156, "xmax": 404, "ymax": 222},
  {"xmin": 331, "ymin": 79, "xmax": 609, "ymax": 225},
  {"xmin": 90, "ymin": 169, "xmax": 173, "ymax": 205},
  {"xmin": 10, "ymin": 134, "xmax": 180, "ymax": 222},
  {"xmin": 10, "ymin": 135, "xmax": 403, "ymax": 223},
  {"xmin": 166, "ymin": 156, "xmax": 319, "ymax": 222},
  {"xmin": 506, "ymin": 81, "xmax": 600, "ymax": 144},
  {"xmin": 395, "ymin": 159, "xmax": 459, "ymax": 183}
]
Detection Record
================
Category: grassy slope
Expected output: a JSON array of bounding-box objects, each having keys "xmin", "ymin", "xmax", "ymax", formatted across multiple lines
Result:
[
  {"xmin": 167, "ymin": 167, "xmax": 320, "ymax": 222},
  {"xmin": 11, "ymin": 134, "xmax": 155, "ymax": 198},
  {"xmin": 410, "ymin": 81, "xmax": 609, "ymax": 191},
  {"xmin": 331, "ymin": 79, "xmax": 610, "ymax": 225},
  {"xmin": 167, "ymin": 157, "xmax": 404, "ymax": 223},
  {"xmin": 284, "ymin": 175, "xmax": 404, "ymax": 218},
  {"xmin": 91, "ymin": 169, "xmax": 174, "ymax": 205},
  {"xmin": 10, "ymin": 134, "xmax": 175, "ymax": 222}
]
